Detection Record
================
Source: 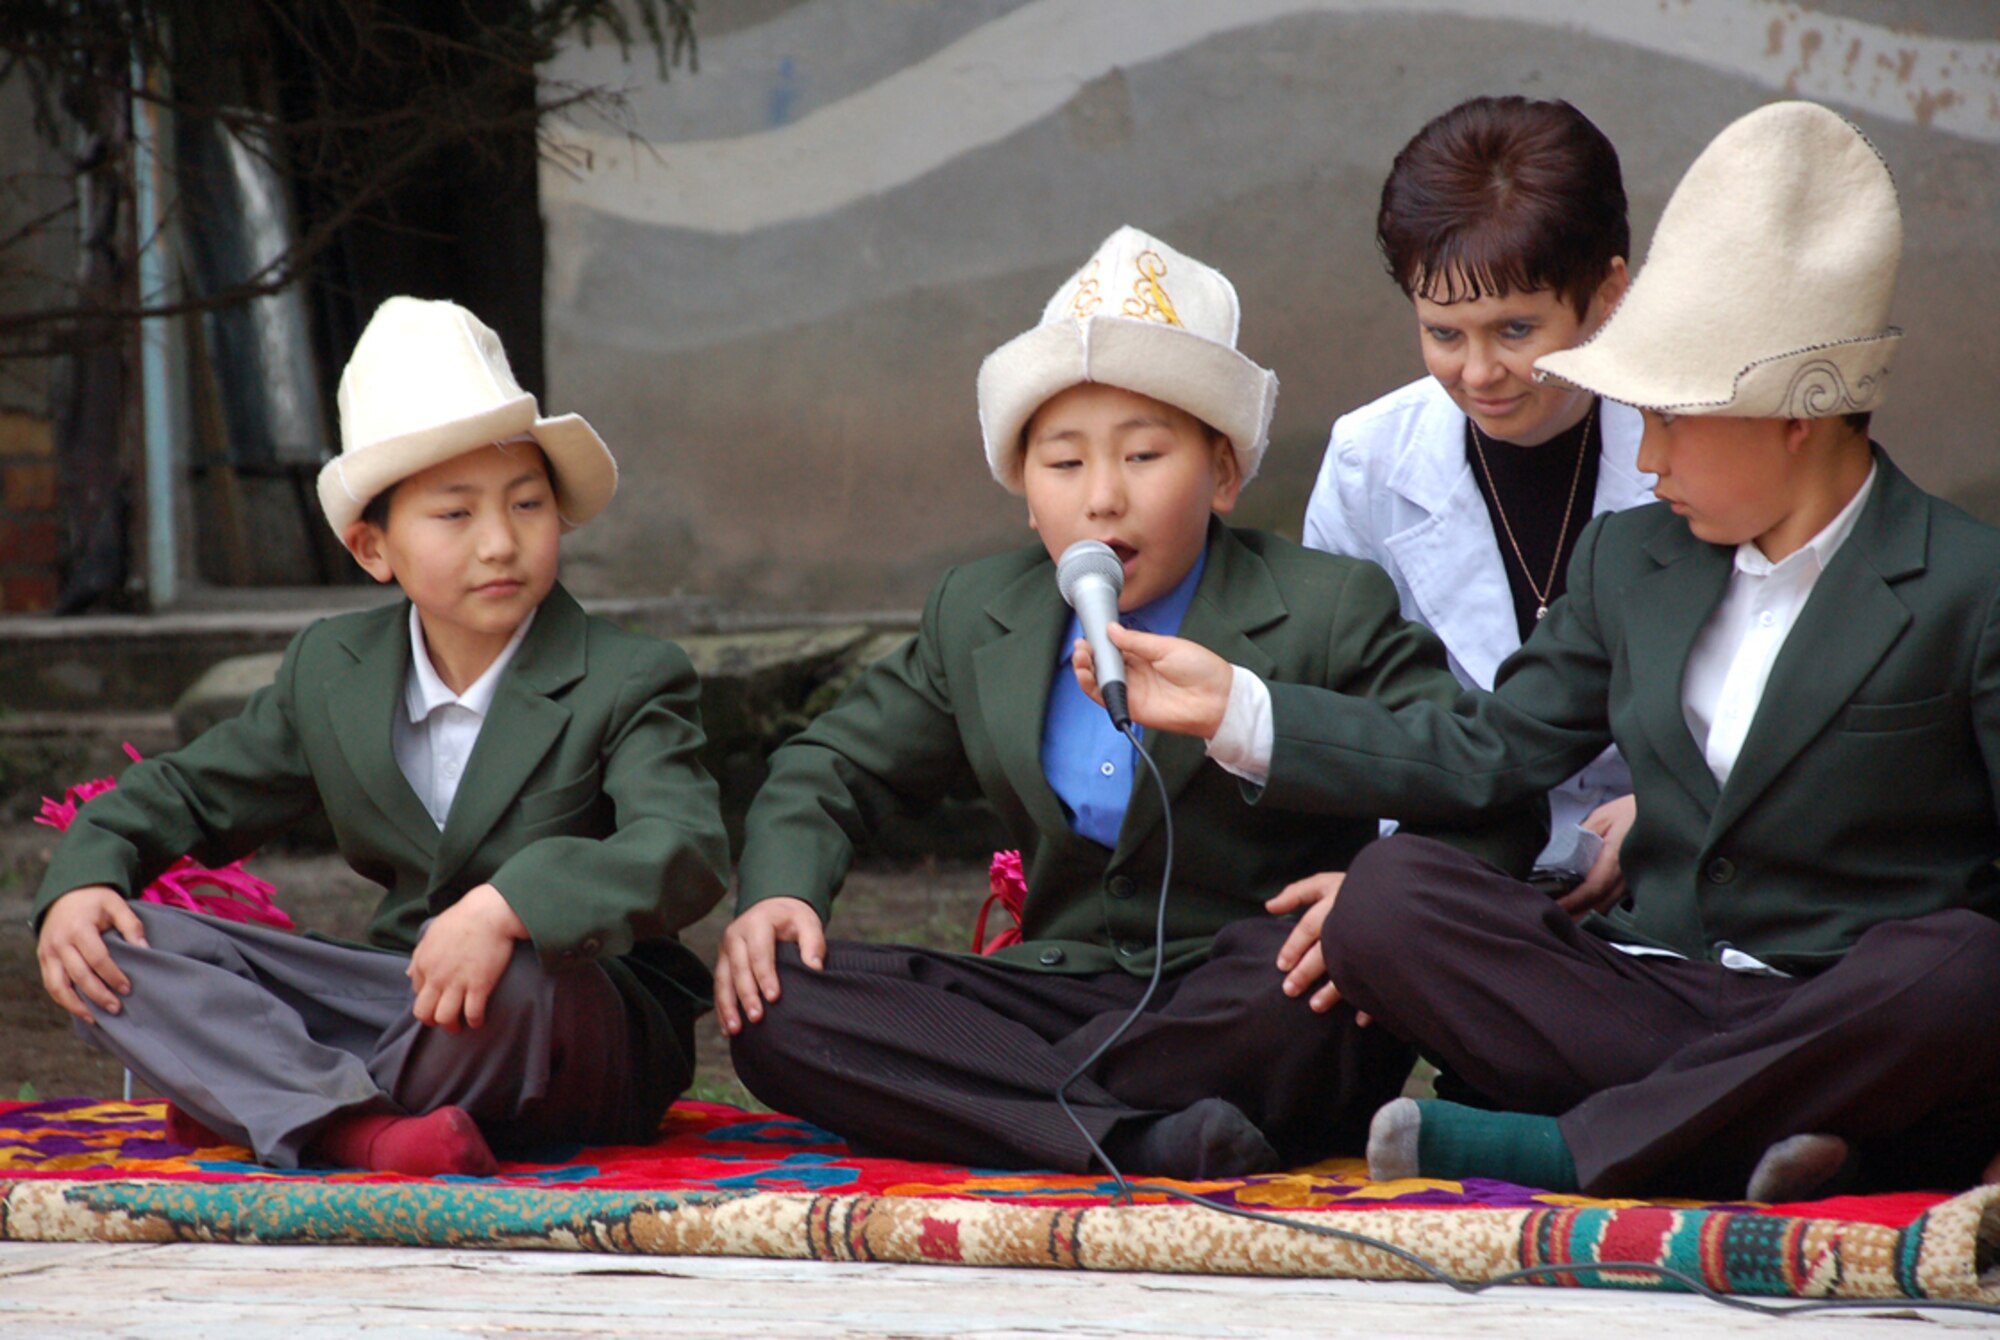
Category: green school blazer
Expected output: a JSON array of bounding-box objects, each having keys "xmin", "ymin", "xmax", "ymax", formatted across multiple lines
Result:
[
  {"xmin": 736, "ymin": 521, "xmax": 1544, "ymax": 976},
  {"xmin": 35, "ymin": 584, "xmax": 731, "ymax": 1043},
  {"xmin": 1261, "ymin": 450, "xmax": 2000, "ymax": 974}
]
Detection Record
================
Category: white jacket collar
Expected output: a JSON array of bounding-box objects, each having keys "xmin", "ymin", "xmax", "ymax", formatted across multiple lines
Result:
[
  {"xmin": 1378, "ymin": 380, "xmax": 1655, "ymax": 688},
  {"xmin": 1384, "ymin": 379, "xmax": 1653, "ymax": 516}
]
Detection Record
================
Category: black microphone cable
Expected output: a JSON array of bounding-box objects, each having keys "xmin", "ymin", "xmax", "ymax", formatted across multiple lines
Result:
[{"xmin": 1052, "ymin": 722, "xmax": 2000, "ymax": 1321}]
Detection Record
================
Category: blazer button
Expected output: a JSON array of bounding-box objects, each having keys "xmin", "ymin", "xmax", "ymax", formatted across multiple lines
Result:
[
  {"xmin": 1107, "ymin": 876, "xmax": 1136, "ymax": 900},
  {"xmin": 1038, "ymin": 947, "xmax": 1065, "ymax": 966},
  {"xmin": 1705, "ymin": 858, "xmax": 1737, "ymax": 885},
  {"xmin": 1117, "ymin": 941, "xmax": 1142, "ymax": 958}
]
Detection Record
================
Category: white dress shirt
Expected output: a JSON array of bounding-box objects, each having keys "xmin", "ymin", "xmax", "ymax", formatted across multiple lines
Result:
[
  {"xmin": 1681, "ymin": 464, "xmax": 1876, "ymax": 786},
  {"xmin": 392, "ymin": 606, "xmax": 537, "ymax": 829},
  {"xmin": 1209, "ymin": 664, "xmax": 1274, "ymax": 783}
]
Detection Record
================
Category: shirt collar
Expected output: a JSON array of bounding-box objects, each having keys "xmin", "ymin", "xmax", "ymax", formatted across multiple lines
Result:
[
  {"xmin": 1055, "ymin": 546, "xmax": 1208, "ymax": 665},
  {"xmin": 405, "ymin": 604, "xmax": 537, "ymax": 723},
  {"xmin": 1733, "ymin": 461, "xmax": 1878, "ymax": 579}
]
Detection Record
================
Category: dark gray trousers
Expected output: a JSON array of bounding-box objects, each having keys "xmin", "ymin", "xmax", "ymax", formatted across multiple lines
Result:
[
  {"xmin": 1323, "ymin": 834, "xmax": 2000, "ymax": 1198},
  {"xmin": 78, "ymin": 902, "xmax": 651, "ymax": 1167},
  {"xmin": 729, "ymin": 916, "xmax": 1414, "ymax": 1172}
]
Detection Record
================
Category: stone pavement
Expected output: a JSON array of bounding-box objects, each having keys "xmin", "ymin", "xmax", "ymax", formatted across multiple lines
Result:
[{"xmin": 5, "ymin": 1242, "xmax": 1996, "ymax": 1338}]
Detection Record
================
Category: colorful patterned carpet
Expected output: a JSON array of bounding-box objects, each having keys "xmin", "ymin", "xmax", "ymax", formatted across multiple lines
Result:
[{"xmin": 3, "ymin": 1097, "xmax": 1995, "ymax": 1302}]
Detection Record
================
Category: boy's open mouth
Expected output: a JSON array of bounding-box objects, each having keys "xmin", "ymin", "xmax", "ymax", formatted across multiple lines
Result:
[{"xmin": 1105, "ymin": 541, "xmax": 1138, "ymax": 567}]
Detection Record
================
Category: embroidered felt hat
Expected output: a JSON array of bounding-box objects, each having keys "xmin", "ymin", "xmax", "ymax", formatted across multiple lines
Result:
[
  {"xmin": 1536, "ymin": 101, "xmax": 1901, "ymax": 418},
  {"xmin": 977, "ymin": 225, "xmax": 1279, "ymax": 493},
  {"xmin": 317, "ymin": 297, "xmax": 618, "ymax": 535}
]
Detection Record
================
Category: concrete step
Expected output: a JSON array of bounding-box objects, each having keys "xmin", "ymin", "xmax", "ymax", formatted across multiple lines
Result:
[
  {"xmin": 0, "ymin": 711, "xmax": 181, "ymax": 825},
  {"xmin": 0, "ymin": 591, "xmax": 912, "ymax": 712},
  {"xmin": 0, "ymin": 598, "xmax": 1005, "ymax": 861}
]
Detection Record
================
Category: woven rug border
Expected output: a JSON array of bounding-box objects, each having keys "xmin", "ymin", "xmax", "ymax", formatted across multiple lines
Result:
[{"xmin": 4, "ymin": 1177, "xmax": 1995, "ymax": 1301}]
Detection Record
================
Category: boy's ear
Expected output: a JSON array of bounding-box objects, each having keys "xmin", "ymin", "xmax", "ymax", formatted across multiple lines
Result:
[
  {"xmin": 343, "ymin": 520, "xmax": 397, "ymax": 585},
  {"xmin": 1209, "ymin": 437, "xmax": 1245, "ymax": 516},
  {"xmin": 1783, "ymin": 416, "xmax": 1820, "ymax": 456}
]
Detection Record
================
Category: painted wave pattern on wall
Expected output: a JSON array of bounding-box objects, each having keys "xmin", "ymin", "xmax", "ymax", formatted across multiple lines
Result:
[{"xmin": 545, "ymin": 0, "xmax": 2000, "ymax": 238}]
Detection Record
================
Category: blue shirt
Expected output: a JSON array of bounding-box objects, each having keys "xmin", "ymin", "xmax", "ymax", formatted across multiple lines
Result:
[{"xmin": 1040, "ymin": 550, "xmax": 1206, "ymax": 849}]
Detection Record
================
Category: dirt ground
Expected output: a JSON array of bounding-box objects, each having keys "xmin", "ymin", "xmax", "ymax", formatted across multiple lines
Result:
[{"xmin": 0, "ymin": 820, "xmax": 987, "ymax": 1108}]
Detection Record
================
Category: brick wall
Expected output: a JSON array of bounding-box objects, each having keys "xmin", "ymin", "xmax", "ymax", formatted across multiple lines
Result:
[{"xmin": 0, "ymin": 411, "xmax": 60, "ymax": 612}]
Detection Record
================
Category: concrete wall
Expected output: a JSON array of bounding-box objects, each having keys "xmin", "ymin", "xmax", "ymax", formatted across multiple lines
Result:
[{"xmin": 539, "ymin": 0, "xmax": 2000, "ymax": 611}]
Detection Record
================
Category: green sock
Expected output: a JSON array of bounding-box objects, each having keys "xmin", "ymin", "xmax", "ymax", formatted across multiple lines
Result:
[{"xmin": 1414, "ymin": 1099, "xmax": 1579, "ymax": 1192}]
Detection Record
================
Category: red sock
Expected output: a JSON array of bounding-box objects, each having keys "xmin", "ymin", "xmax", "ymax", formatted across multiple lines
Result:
[
  {"xmin": 311, "ymin": 1106, "xmax": 498, "ymax": 1177},
  {"xmin": 164, "ymin": 1103, "xmax": 229, "ymax": 1149}
]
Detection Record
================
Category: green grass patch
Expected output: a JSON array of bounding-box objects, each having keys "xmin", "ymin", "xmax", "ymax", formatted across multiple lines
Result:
[{"xmin": 686, "ymin": 1074, "xmax": 765, "ymax": 1112}]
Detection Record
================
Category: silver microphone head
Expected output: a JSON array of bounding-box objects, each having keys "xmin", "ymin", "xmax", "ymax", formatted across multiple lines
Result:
[{"xmin": 1057, "ymin": 539, "xmax": 1125, "ymax": 608}]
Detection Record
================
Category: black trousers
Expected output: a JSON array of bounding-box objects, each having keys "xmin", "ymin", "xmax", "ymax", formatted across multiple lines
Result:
[
  {"xmin": 1322, "ymin": 834, "xmax": 2000, "ymax": 1198},
  {"xmin": 728, "ymin": 917, "xmax": 1414, "ymax": 1172}
]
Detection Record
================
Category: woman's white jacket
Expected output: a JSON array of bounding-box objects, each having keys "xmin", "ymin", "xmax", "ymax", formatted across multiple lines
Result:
[{"xmin": 1303, "ymin": 376, "xmax": 1655, "ymax": 861}]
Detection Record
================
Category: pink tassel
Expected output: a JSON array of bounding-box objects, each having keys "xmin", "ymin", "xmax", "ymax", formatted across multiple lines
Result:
[
  {"xmin": 36, "ymin": 743, "xmax": 295, "ymax": 931},
  {"xmin": 974, "ymin": 848, "xmax": 1027, "ymax": 954}
]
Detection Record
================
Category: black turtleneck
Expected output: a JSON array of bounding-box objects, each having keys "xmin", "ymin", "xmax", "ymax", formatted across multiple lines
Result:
[{"xmin": 1464, "ymin": 401, "xmax": 1603, "ymax": 642}]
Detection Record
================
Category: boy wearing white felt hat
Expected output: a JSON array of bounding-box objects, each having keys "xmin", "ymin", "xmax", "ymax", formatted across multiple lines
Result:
[
  {"xmin": 716, "ymin": 226, "xmax": 1540, "ymax": 1179},
  {"xmin": 36, "ymin": 297, "xmax": 728, "ymax": 1175},
  {"xmin": 1095, "ymin": 103, "xmax": 2000, "ymax": 1201}
]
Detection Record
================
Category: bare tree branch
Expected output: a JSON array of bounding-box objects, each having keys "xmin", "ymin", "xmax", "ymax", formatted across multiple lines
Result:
[{"xmin": 0, "ymin": 0, "xmax": 695, "ymax": 357}]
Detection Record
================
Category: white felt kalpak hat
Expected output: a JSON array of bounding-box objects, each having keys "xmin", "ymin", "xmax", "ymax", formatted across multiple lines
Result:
[
  {"xmin": 976, "ymin": 225, "xmax": 1279, "ymax": 493},
  {"xmin": 1537, "ymin": 101, "xmax": 1902, "ymax": 418},
  {"xmin": 317, "ymin": 297, "xmax": 618, "ymax": 535}
]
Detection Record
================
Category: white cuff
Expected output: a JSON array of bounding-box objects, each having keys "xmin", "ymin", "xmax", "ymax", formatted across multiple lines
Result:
[{"xmin": 1206, "ymin": 665, "xmax": 1273, "ymax": 784}]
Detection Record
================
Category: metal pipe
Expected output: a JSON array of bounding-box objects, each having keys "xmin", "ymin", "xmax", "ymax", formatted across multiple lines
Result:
[{"xmin": 132, "ymin": 46, "xmax": 177, "ymax": 609}]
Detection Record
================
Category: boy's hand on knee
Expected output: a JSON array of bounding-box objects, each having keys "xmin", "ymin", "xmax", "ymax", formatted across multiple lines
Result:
[
  {"xmin": 1267, "ymin": 872, "xmax": 1367, "ymax": 1021},
  {"xmin": 36, "ymin": 885, "xmax": 148, "ymax": 1024},
  {"xmin": 714, "ymin": 898, "xmax": 825, "ymax": 1036},
  {"xmin": 409, "ymin": 884, "xmax": 528, "ymax": 1033},
  {"xmin": 1558, "ymin": 794, "xmax": 1637, "ymax": 918}
]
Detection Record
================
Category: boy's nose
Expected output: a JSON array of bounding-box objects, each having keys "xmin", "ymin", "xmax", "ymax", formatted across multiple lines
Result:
[
  {"xmin": 1084, "ymin": 467, "xmax": 1125, "ymax": 517},
  {"xmin": 1636, "ymin": 424, "xmax": 1666, "ymax": 475},
  {"xmin": 475, "ymin": 512, "xmax": 520, "ymax": 558}
]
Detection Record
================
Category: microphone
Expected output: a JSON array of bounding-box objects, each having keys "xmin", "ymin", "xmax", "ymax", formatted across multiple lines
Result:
[{"xmin": 1057, "ymin": 539, "xmax": 1131, "ymax": 730}]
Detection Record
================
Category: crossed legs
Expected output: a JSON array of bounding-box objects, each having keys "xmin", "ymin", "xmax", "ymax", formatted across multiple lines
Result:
[
  {"xmin": 729, "ymin": 917, "xmax": 1414, "ymax": 1175},
  {"xmin": 78, "ymin": 903, "xmax": 653, "ymax": 1168},
  {"xmin": 1322, "ymin": 835, "xmax": 2000, "ymax": 1198}
]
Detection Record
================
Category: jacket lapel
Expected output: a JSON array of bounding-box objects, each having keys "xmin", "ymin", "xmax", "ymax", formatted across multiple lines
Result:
[
  {"xmin": 1381, "ymin": 398, "xmax": 1519, "ymax": 688},
  {"xmin": 427, "ymin": 586, "xmax": 585, "ymax": 895},
  {"xmin": 328, "ymin": 602, "xmax": 442, "ymax": 861},
  {"xmin": 1111, "ymin": 524, "xmax": 1282, "ymax": 866},
  {"xmin": 1626, "ymin": 522, "xmax": 1731, "ymax": 813},
  {"xmin": 972, "ymin": 562, "xmax": 1074, "ymax": 842},
  {"xmin": 1708, "ymin": 458, "xmax": 1924, "ymax": 838}
]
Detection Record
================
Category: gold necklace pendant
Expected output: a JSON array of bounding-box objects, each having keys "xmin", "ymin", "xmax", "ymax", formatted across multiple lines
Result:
[{"xmin": 1470, "ymin": 401, "xmax": 1595, "ymax": 622}]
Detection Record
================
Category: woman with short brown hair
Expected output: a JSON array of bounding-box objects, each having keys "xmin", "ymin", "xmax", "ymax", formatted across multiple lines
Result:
[{"xmin": 1304, "ymin": 96, "xmax": 1646, "ymax": 912}]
